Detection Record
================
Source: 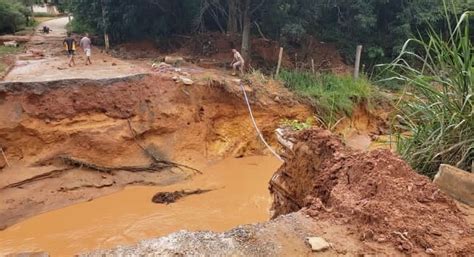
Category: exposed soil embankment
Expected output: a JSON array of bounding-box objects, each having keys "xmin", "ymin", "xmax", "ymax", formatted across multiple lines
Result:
[
  {"xmin": 0, "ymin": 73, "xmax": 310, "ymax": 229},
  {"xmin": 270, "ymin": 128, "xmax": 473, "ymax": 255}
]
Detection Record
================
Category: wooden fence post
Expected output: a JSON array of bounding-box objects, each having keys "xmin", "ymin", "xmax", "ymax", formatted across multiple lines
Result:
[
  {"xmin": 353, "ymin": 45, "xmax": 363, "ymax": 79},
  {"xmin": 276, "ymin": 47, "xmax": 283, "ymax": 76},
  {"xmin": 311, "ymin": 59, "xmax": 315, "ymax": 74}
]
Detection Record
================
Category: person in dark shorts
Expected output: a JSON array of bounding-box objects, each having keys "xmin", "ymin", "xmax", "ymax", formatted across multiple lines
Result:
[{"xmin": 63, "ymin": 32, "xmax": 76, "ymax": 67}]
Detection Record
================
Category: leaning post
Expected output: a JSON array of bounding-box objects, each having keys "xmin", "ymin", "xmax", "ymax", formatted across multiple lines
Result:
[{"xmin": 276, "ymin": 47, "xmax": 283, "ymax": 76}]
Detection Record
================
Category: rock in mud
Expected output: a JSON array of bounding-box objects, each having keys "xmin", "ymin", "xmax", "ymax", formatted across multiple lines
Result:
[{"xmin": 179, "ymin": 76, "xmax": 194, "ymax": 85}]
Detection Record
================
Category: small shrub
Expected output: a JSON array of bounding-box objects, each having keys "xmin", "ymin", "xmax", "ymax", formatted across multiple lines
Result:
[
  {"xmin": 33, "ymin": 12, "xmax": 58, "ymax": 17},
  {"xmin": 68, "ymin": 19, "xmax": 96, "ymax": 34},
  {"xmin": 280, "ymin": 117, "xmax": 314, "ymax": 131}
]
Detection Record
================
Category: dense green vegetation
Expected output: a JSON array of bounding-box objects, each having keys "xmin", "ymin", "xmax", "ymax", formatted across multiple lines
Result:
[
  {"xmin": 0, "ymin": 0, "xmax": 32, "ymax": 33},
  {"xmin": 278, "ymin": 70, "xmax": 374, "ymax": 126},
  {"xmin": 60, "ymin": 0, "xmax": 471, "ymax": 68},
  {"xmin": 380, "ymin": 10, "xmax": 473, "ymax": 177}
]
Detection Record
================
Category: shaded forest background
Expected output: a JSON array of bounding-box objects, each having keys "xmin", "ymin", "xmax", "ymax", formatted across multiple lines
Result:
[
  {"xmin": 1, "ymin": 0, "xmax": 472, "ymax": 67},
  {"xmin": 65, "ymin": 0, "xmax": 472, "ymax": 66}
]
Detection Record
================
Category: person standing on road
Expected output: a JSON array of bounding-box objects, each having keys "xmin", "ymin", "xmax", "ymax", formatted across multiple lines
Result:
[
  {"xmin": 231, "ymin": 49, "xmax": 245, "ymax": 76},
  {"xmin": 63, "ymin": 32, "xmax": 76, "ymax": 67},
  {"xmin": 80, "ymin": 33, "xmax": 92, "ymax": 65}
]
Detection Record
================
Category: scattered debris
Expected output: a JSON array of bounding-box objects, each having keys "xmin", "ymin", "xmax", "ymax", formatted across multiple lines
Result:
[
  {"xmin": 164, "ymin": 56, "xmax": 184, "ymax": 66},
  {"xmin": 275, "ymin": 128, "xmax": 296, "ymax": 150},
  {"xmin": 180, "ymin": 76, "xmax": 194, "ymax": 85},
  {"xmin": 28, "ymin": 49, "xmax": 45, "ymax": 57},
  {"xmin": 152, "ymin": 189, "xmax": 214, "ymax": 204},
  {"xmin": 0, "ymin": 147, "xmax": 10, "ymax": 168},
  {"xmin": 152, "ymin": 62, "xmax": 172, "ymax": 69},
  {"xmin": 3, "ymin": 41, "xmax": 19, "ymax": 47},
  {"xmin": 306, "ymin": 237, "xmax": 330, "ymax": 252}
]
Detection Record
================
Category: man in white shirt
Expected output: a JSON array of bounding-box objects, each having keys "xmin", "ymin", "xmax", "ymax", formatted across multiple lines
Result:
[
  {"xmin": 231, "ymin": 49, "xmax": 245, "ymax": 76},
  {"xmin": 80, "ymin": 33, "xmax": 92, "ymax": 65}
]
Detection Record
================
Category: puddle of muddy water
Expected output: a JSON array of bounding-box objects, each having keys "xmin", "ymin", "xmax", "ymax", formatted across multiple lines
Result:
[{"xmin": 0, "ymin": 156, "xmax": 282, "ymax": 257}]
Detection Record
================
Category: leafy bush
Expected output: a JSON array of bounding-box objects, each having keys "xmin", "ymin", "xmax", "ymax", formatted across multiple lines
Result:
[
  {"xmin": 0, "ymin": 0, "xmax": 30, "ymax": 34},
  {"xmin": 68, "ymin": 18, "xmax": 96, "ymax": 34},
  {"xmin": 280, "ymin": 117, "xmax": 314, "ymax": 131},
  {"xmin": 278, "ymin": 70, "xmax": 374, "ymax": 125},
  {"xmin": 281, "ymin": 23, "xmax": 306, "ymax": 45},
  {"xmin": 378, "ymin": 10, "xmax": 473, "ymax": 177},
  {"xmin": 33, "ymin": 12, "xmax": 59, "ymax": 17}
]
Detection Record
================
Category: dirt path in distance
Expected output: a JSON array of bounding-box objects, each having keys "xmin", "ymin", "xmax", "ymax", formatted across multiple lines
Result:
[{"xmin": 3, "ymin": 17, "xmax": 146, "ymax": 82}]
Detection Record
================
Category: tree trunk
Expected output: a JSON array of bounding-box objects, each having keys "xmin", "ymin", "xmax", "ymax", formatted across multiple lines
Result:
[
  {"xmin": 30, "ymin": 5, "xmax": 35, "ymax": 24},
  {"xmin": 227, "ymin": 0, "xmax": 238, "ymax": 34},
  {"xmin": 100, "ymin": 0, "xmax": 110, "ymax": 50},
  {"xmin": 241, "ymin": 0, "xmax": 251, "ymax": 62}
]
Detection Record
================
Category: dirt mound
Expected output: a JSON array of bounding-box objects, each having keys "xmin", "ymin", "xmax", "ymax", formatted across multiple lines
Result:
[{"xmin": 270, "ymin": 128, "xmax": 473, "ymax": 255}]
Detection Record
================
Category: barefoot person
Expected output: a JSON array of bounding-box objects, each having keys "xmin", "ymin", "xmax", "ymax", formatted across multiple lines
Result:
[
  {"xmin": 80, "ymin": 33, "xmax": 92, "ymax": 65},
  {"xmin": 231, "ymin": 49, "xmax": 245, "ymax": 76},
  {"xmin": 63, "ymin": 32, "xmax": 76, "ymax": 67}
]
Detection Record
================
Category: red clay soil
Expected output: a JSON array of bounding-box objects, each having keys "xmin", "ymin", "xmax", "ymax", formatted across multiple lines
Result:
[
  {"xmin": 270, "ymin": 128, "xmax": 473, "ymax": 255},
  {"xmin": 112, "ymin": 33, "xmax": 350, "ymax": 73}
]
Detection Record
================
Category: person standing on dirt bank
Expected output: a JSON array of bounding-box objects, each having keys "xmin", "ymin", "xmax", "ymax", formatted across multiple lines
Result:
[
  {"xmin": 80, "ymin": 33, "xmax": 92, "ymax": 65},
  {"xmin": 231, "ymin": 49, "xmax": 245, "ymax": 76},
  {"xmin": 63, "ymin": 32, "xmax": 76, "ymax": 67}
]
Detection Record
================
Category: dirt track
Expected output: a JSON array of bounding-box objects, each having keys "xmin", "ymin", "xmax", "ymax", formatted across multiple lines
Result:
[{"xmin": 3, "ymin": 17, "xmax": 145, "ymax": 82}]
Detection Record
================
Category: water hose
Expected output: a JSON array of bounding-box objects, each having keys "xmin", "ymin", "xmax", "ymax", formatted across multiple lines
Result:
[{"xmin": 239, "ymin": 82, "xmax": 283, "ymax": 161}]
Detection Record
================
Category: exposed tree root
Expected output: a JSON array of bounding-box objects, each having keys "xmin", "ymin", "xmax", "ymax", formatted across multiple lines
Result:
[
  {"xmin": 152, "ymin": 189, "xmax": 215, "ymax": 204},
  {"xmin": 2, "ymin": 168, "xmax": 72, "ymax": 190},
  {"xmin": 33, "ymin": 155, "xmax": 198, "ymax": 174},
  {"xmin": 127, "ymin": 119, "xmax": 202, "ymax": 174},
  {"xmin": 1, "ymin": 119, "xmax": 202, "ymax": 191}
]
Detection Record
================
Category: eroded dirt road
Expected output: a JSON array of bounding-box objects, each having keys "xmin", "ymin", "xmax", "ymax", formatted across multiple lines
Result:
[
  {"xmin": 3, "ymin": 17, "xmax": 145, "ymax": 82},
  {"xmin": 2, "ymin": 17, "xmax": 472, "ymax": 257}
]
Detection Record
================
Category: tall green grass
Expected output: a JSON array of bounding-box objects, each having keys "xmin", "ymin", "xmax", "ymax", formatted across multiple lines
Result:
[
  {"xmin": 278, "ymin": 70, "xmax": 374, "ymax": 126},
  {"xmin": 377, "ymin": 9, "xmax": 473, "ymax": 177}
]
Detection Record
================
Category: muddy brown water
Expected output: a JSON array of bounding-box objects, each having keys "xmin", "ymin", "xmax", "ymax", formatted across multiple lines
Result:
[{"xmin": 0, "ymin": 156, "xmax": 282, "ymax": 256}]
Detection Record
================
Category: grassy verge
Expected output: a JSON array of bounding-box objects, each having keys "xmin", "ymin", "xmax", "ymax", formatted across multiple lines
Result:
[
  {"xmin": 377, "ymin": 9, "xmax": 473, "ymax": 177},
  {"xmin": 278, "ymin": 70, "xmax": 375, "ymax": 127}
]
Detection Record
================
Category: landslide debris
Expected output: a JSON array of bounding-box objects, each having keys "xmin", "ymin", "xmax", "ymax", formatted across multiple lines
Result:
[{"xmin": 270, "ymin": 128, "xmax": 473, "ymax": 255}]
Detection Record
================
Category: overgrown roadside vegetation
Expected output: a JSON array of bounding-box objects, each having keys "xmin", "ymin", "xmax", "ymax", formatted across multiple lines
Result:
[
  {"xmin": 278, "ymin": 70, "xmax": 376, "ymax": 127},
  {"xmin": 0, "ymin": 45, "xmax": 24, "ymax": 77},
  {"xmin": 379, "ymin": 10, "xmax": 473, "ymax": 177},
  {"xmin": 0, "ymin": 0, "xmax": 34, "ymax": 34}
]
